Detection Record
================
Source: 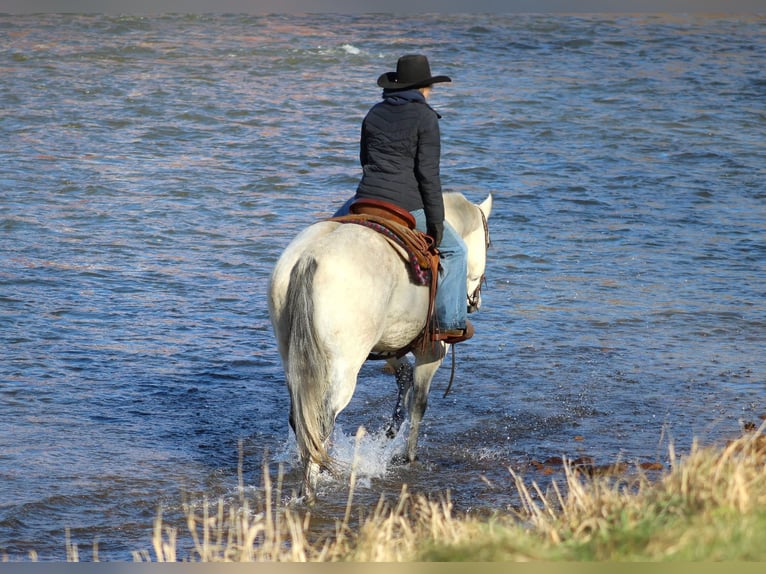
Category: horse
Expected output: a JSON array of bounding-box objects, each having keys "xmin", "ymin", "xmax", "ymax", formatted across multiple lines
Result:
[{"xmin": 268, "ymin": 192, "xmax": 492, "ymax": 501}]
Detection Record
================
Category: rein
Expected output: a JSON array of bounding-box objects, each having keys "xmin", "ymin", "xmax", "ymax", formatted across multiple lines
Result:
[
  {"xmin": 444, "ymin": 207, "xmax": 491, "ymax": 398},
  {"xmin": 467, "ymin": 207, "xmax": 491, "ymax": 311}
]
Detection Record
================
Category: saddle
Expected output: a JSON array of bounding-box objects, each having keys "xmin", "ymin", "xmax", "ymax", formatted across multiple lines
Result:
[
  {"xmin": 330, "ymin": 198, "xmax": 441, "ymax": 357},
  {"xmin": 350, "ymin": 198, "xmax": 417, "ymax": 229}
]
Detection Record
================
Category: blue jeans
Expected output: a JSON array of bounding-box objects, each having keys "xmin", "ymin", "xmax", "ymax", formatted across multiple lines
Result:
[{"xmin": 334, "ymin": 199, "xmax": 468, "ymax": 331}]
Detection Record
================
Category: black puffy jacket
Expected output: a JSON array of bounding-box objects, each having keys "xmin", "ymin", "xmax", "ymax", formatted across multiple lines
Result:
[{"xmin": 355, "ymin": 90, "xmax": 445, "ymax": 229}]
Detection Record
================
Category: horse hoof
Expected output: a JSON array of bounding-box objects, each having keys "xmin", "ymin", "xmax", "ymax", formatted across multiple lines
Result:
[
  {"xmin": 386, "ymin": 423, "xmax": 403, "ymax": 439},
  {"xmin": 390, "ymin": 453, "xmax": 409, "ymax": 465},
  {"xmin": 299, "ymin": 489, "xmax": 317, "ymax": 506}
]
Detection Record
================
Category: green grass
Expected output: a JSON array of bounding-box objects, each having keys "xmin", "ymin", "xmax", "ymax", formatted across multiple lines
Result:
[{"xmin": 418, "ymin": 431, "xmax": 766, "ymax": 562}]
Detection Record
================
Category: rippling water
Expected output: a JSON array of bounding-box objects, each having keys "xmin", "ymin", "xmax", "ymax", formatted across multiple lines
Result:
[{"xmin": 1, "ymin": 13, "xmax": 764, "ymax": 561}]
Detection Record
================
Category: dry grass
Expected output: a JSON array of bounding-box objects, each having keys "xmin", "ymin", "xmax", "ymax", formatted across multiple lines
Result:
[
  {"xmin": 131, "ymin": 426, "xmax": 766, "ymax": 562},
  {"xmin": 439, "ymin": 425, "xmax": 766, "ymax": 561},
  {"xmin": 137, "ymin": 428, "xmax": 471, "ymax": 562},
  {"xmin": 514, "ymin": 428, "xmax": 766, "ymax": 535}
]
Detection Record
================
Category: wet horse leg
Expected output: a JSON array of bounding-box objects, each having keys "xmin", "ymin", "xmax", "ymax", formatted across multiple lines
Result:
[
  {"xmin": 302, "ymin": 460, "xmax": 321, "ymax": 504},
  {"xmin": 386, "ymin": 357, "xmax": 413, "ymax": 439},
  {"xmin": 407, "ymin": 346, "xmax": 445, "ymax": 462}
]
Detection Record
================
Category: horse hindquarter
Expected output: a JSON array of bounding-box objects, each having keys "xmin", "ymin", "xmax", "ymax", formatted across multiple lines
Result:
[{"xmin": 269, "ymin": 224, "xmax": 419, "ymax": 481}]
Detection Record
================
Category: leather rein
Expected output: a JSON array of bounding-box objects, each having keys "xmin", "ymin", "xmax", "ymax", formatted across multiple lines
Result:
[
  {"xmin": 443, "ymin": 207, "xmax": 491, "ymax": 398},
  {"xmin": 467, "ymin": 207, "xmax": 491, "ymax": 311}
]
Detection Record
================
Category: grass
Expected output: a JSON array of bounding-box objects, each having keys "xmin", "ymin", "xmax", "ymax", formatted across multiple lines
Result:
[{"xmin": 132, "ymin": 426, "xmax": 766, "ymax": 562}]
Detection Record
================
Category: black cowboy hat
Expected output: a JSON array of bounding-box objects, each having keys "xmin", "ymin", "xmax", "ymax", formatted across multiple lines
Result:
[{"xmin": 377, "ymin": 54, "xmax": 452, "ymax": 90}]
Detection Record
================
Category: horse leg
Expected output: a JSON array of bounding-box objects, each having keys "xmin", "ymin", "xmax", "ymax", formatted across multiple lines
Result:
[
  {"xmin": 407, "ymin": 346, "xmax": 446, "ymax": 463},
  {"xmin": 386, "ymin": 357, "xmax": 413, "ymax": 439},
  {"xmin": 302, "ymin": 459, "xmax": 321, "ymax": 504},
  {"xmin": 297, "ymin": 360, "xmax": 366, "ymax": 502}
]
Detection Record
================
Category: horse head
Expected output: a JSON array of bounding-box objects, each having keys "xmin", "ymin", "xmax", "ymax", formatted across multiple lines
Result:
[{"xmin": 444, "ymin": 193, "xmax": 493, "ymax": 313}]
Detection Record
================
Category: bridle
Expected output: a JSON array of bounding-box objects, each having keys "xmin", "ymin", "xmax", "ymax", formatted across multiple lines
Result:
[{"xmin": 467, "ymin": 207, "xmax": 491, "ymax": 311}]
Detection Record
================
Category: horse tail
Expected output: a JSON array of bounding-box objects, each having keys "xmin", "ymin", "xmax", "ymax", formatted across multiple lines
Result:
[{"xmin": 284, "ymin": 255, "xmax": 334, "ymax": 473}]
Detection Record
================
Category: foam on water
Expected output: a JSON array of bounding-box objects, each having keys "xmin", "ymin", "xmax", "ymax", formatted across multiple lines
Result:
[{"xmin": 340, "ymin": 44, "xmax": 361, "ymax": 55}]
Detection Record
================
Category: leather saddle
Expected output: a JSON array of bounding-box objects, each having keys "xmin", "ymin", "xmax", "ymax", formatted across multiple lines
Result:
[{"xmin": 349, "ymin": 198, "xmax": 417, "ymax": 229}]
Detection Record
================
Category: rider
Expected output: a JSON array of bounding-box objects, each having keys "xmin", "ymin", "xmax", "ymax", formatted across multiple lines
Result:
[{"xmin": 336, "ymin": 54, "xmax": 473, "ymax": 344}]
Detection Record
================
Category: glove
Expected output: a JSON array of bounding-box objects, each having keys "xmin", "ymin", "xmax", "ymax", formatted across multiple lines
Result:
[{"xmin": 427, "ymin": 221, "xmax": 444, "ymax": 247}]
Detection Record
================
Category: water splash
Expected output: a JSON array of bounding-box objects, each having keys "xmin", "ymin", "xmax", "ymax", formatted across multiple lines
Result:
[
  {"xmin": 328, "ymin": 423, "xmax": 409, "ymax": 488},
  {"xmin": 274, "ymin": 423, "xmax": 409, "ymax": 493}
]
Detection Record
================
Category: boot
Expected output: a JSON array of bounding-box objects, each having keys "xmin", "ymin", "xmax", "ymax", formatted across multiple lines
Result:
[{"xmin": 433, "ymin": 319, "xmax": 474, "ymax": 344}]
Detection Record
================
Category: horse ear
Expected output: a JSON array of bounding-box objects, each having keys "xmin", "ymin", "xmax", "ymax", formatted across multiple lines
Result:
[{"xmin": 479, "ymin": 194, "xmax": 493, "ymax": 219}]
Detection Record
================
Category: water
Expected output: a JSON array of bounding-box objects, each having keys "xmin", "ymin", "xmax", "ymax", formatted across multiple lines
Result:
[{"xmin": 1, "ymin": 12, "xmax": 764, "ymax": 561}]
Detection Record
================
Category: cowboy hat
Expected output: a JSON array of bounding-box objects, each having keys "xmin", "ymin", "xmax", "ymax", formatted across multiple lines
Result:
[{"xmin": 377, "ymin": 54, "xmax": 452, "ymax": 90}]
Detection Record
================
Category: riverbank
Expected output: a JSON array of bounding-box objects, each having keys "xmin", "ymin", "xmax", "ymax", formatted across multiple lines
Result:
[{"xmin": 131, "ymin": 427, "xmax": 766, "ymax": 562}]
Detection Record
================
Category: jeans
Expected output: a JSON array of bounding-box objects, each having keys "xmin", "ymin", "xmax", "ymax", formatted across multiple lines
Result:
[{"xmin": 334, "ymin": 198, "xmax": 468, "ymax": 331}]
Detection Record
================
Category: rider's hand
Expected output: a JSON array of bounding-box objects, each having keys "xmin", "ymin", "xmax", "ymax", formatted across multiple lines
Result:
[{"xmin": 427, "ymin": 221, "xmax": 444, "ymax": 247}]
